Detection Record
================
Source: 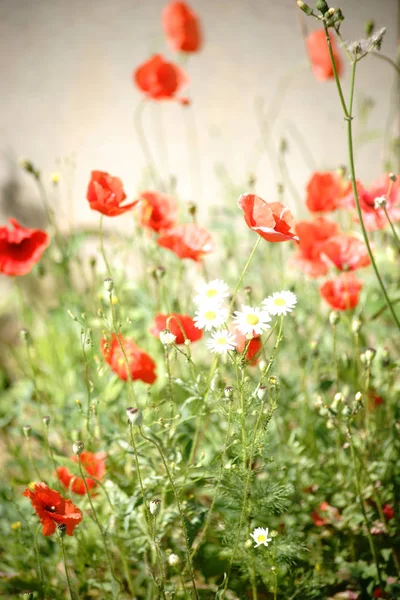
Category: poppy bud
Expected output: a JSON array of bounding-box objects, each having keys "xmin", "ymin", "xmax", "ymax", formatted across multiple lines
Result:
[
  {"xmin": 365, "ymin": 347, "xmax": 376, "ymax": 363},
  {"xmin": 244, "ymin": 539, "xmax": 253, "ymax": 548},
  {"xmin": 351, "ymin": 319, "xmax": 362, "ymax": 334},
  {"xmin": 244, "ymin": 285, "xmax": 252, "ymax": 296},
  {"xmin": 381, "ymin": 348, "xmax": 390, "ymax": 367},
  {"xmin": 73, "ymin": 441, "xmax": 84, "ymax": 456},
  {"xmin": 20, "ymin": 328, "xmax": 31, "ymax": 343},
  {"xmin": 342, "ymin": 406, "xmax": 351, "ymax": 417},
  {"xmin": 159, "ymin": 329, "xmax": 176, "ymax": 346},
  {"xmin": 149, "ymin": 498, "xmax": 161, "ymax": 515},
  {"xmin": 126, "ymin": 407, "xmax": 143, "ymax": 426},
  {"xmin": 43, "ymin": 415, "xmax": 50, "ymax": 426},
  {"xmin": 297, "ymin": 0, "xmax": 313, "ymax": 14},
  {"xmin": 224, "ymin": 386, "xmax": 234, "ymax": 399},
  {"xmin": 168, "ymin": 553, "xmax": 180, "ymax": 566},
  {"xmin": 23, "ymin": 425, "xmax": 32, "ymax": 438},
  {"xmin": 257, "ymin": 386, "xmax": 268, "ymax": 400},
  {"xmin": 365, "ymin": 20, "xmax": 375, "ymax": 36},
  {"xmin": 104, "ymin": 278, "xmax": 114, "ymax": 293},
  {"xmin": 389, "ymin": 173, "xmax": 397, "ymax": 182},
  {"xmin": 57, "ymin": 523, "xmax": 67, "ymax": 538},
  {"xmin": 154, "ymin": 266, "xmax": 166, "ymax": 280},
  {"xmin": 19, "ymin": 158, "xmax": 40, "ymax": 179},
  {"xmin": 329, "ymin": 311, "xmax": 340, "ymax": 326},
  {"xmin": 316, "ymin": 0, "xmax": 329, "ymax": 14},
  {"xmin": 355, "ymin": 391, "xmax": 363, "ymax": 402},
  {"xmin": 187, "ymin": 203, "xmax": 197, "ymax": 217}
]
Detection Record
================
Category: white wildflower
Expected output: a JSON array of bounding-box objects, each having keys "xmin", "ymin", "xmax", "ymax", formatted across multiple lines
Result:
[
  {"xmin": 206, "ymin": 330, "xmax": 236, "ymax": 355},
  {"xmin": 234, "ymin": 305, "xmax": 271, "ymax": 336},
  {"xmin": 250, "ymin": 526, "xmax": 272, "ymax": 548},
  {"xmin": 194, "ymin": 279, "xmax": 230, "ymax": 307},
  {"xmin": 262, "ymin": 290, "xmax": 297, "ymax": 316},
  {"xmin": 193, "ymin": 306, "xmax": 228, "ymax": 331}
]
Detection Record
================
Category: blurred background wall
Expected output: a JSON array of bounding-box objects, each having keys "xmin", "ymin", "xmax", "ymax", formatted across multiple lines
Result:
[{"xmin": 0, "ymin": 0, "xmax": 399, "ymax": 229}]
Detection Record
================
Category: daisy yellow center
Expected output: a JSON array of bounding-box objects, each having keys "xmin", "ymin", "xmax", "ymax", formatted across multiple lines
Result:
[
  {"xmin": 216, "ymin": 337, "xmax": 228, "ymax": 345},
  {"xmin": 246, "ymin": 314, "xmax": 259, "ymax": 325},
  {"xmin": 257, "ymin": 534, "xmax": 266, "ymax": 542},
  {"xmin": 206, "ymin": 289, "xmax": 217, "ymax": 297},
  {"xmin": 274, "ymin": 298, "xmax": 286, "ymax": 306},
  {"xmin": 205, "ymin": 310, "xmax": 216, "ymax": 320}
]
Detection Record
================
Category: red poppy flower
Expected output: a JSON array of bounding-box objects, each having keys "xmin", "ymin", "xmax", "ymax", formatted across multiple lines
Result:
[
  {"xmin": 311, "ymin": 501, "xmax": 341, "ymax": 526},
  {"xmin": 157, "ymin": 223, "xmax": 213, "ymax": 261},
  {"xmin": 306, "ymin": 29, "xmax": 342, "ymax": 81},
  {"xmin": 291, "ymin": 217, "xmax": 339, "ymax": 278},
  {"xmin": 320, "ymin": 273, "xmax": 363, "ymax": 311},
  {"xmin": 372, "ymin": 589, "xmax": 386, "ymax": 599},
  {"xmin": 149, "ymin": 313, "xmax": 202, "ymax": 344},
  {"xmin": 162, "ymin": 1, "xmax": 202, "ymax": 53},
  {"xmin": 86, "ymin": 171, "xmax": 135, "ymax": 217},
  {"xmin": 0, "ymin": 218, "xmax": 50, "ymax": 276},
  {"xmin": 23, "ymin": 482, "xmax": 82, "ymax": 537},
  {"xmin": 101, "ymin": 333, "xmax": 156, "ymax": 384},
  {"xmin": 237, "ymin": 194, "xmax": 299, "ymax": 243},
  {"xmin": 382, "ymin": 504, "xmax": 395, "ymax": 521},
  {"xmin": 134, "ymin": 54, "xmax": 189, "ymax": 101},
  {"xmin": 345, "ymin": 173, "xmax": 400, "ymax": 231},
  {"xmin": 57, "ymin": 451, "xmax": 107, "ymax": 495},
  {"xmin": 305, "ymin": 172, "xmax": 351, "ymax": 213},
  {"xmin": 320, "ymin": 233, "xmax": 370, "ymax": 271},
  {"xmin": 136, "ymin": 191, "xmax": 178, "ymax": 232},
  {"xmin": 235, "ymin": 329, "xmax": 262, "ymax": 365}
]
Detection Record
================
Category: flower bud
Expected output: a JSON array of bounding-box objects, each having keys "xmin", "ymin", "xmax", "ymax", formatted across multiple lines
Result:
[
  {"xmin": 159, "ymin": 329, "xmax": 176, "ymax": 346},
  {"xmin": 126, "ymin": 407, "xmax": 143, "ymax": 426},
  {"xmin": 257, "ymin": 385, "xmax": 268, "ymax": 400},
  {"xmin": 365, "ymin": 20, "xmax": 375, "ymax": 36},
  {"xmin": 104, "ymin": 278, "xmax": 114, "ymax": 292},
  {"xmin": 329, "ymin": 311, "xmax": 340, "ymax": 326},
  {"xmin": 365, "ymin": 347, "xmax": 376, "ymax": 363},
  {"xmin": 23, "ymin": 593, "xmax": 34, "ymax": 600},
  {"xmin": 20, "ymin": 328, "xmax": 31, "ymax": 343},
  {"xmin": 224, "ymin": 385, "xmax": 234, "ymax": 399},
  {"xmin": 374, "ymin": 195, "xmax": 387, "ymax": 209},
  {"xmin": 269, "ymin": 529, "xmax": 279, "ymax": 538},
  {"xmin": 57, "ymin": 523, "xmax": 67, "ymax": 538},
  {"xmin": 187, "ymin": 202, "xmax": 197, "ymax": 216},
  {"xmin": 355, "ymin": 391, "xmax": 363, "ymax": 402},
  {"xmin": 244, "ymin": 285, "xmax": 252, "ymax": 296},
  {"xmin": 326, "ymin": 7, "xmax": 335, "ymax": 17},
  {"xmin": 244, "ymin": 539, "xmax": 253, "ymax": 548},
  {"xmin": 168, "ymin": 553, "xmax": 180, "ymax": 566},
  {"xmin": 149, "ymin": 498, "xmax": 161, "ymax": 515},
  {"xmin": 43, "ymin": 415, "xmax": 50, "ymax": 426},
  {"xmin": 23, "ymin": 425, "xmax": 32, "ymax": 438},
  {"xmin": 389, "ymin": 173, "xmax": 397, "ymax": 182},
  {"xmin": 381, "ymin": 348, "xmax": 390, "ymax": 367},
  {"xmin": 351, "ymin": 318, "xmax": 362, "ymax": 334},
  {"xmin": 72, "ymin": 441, "xmax": 84, "ymax": 456},
  {"xmin": 154, "ymin": 265, "xmax": 166, "ymax": 280},
  {"xmin": 316, "ymin": 0, "xmax": 329, "ymax": 14}
]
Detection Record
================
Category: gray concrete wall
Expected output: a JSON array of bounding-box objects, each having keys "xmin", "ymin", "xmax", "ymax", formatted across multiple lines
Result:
[{"xmin": 0, "ymin": 0, "xmax": 398, "ymax": 227}]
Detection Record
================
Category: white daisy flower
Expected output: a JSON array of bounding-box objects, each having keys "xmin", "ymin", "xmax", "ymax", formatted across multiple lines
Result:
[
  {"xmin": 250, "ymin": 526, "xmax": 272, "ymax": 548},
  {"xmin": 234, "ymin": 305, "xmax": 271, "ymax": 336},
  {"xmin": 159, "ymin": 329, "xmax": 176, "ymax": 345},
  {"xmin": 194, "ymin": 306, "xmax": 228, "ymax": 331},
  {"xmin": 206, "ymin": 330, "xmax": 237, "ymax": 355},
  {"xmin": 194, "ymin": 279, "xmax": 230, "ymax": 307},
  {"xmin": 262, "ymin": 290, "xmax": 297, "ymax": 316}
]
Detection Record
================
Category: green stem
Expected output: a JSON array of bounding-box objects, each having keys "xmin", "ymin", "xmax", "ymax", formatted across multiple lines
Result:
[
  {"xmin": 383, "ymin": 206, "xmax": 400, "ymax": 250},
  {"xmin": 78, "ymin": 458, "xmax": 122, "ymax": 596},
  {"xmin": 59, "ymin": 535, "xmax": 76, "ymax": 599},
  {"xmin": 324, "ymin": 22, "xmax": 400, "ymax": 331},
  {"xmin": 139, "ymin": 428, "xmax": 199, "ymax": 600},
  {"xmin": 348, "ymin": 429, "xmax": 383, "ymax": 587},
  {"xmin": 34, "ymin": 524, "xmax": 45, "ymax": 592},
  {"xmin": 228, "ymin": 237, "xmax": 262, "ymax": 318},
  {"xmin": 99, "ymin": 214, "xmax": 112, "ymax": 278},
  {"xmin": 134, "ymin": 100, "xmax": 164, "ymax": 190}
]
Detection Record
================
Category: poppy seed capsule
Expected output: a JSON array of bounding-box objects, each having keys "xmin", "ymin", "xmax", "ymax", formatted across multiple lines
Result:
[
  {"xmin": 316, "ymin": 0, "xmax": 329, "ymax": 14},
  {"xmin": 149, "ymin": 498, "xmax": 161, "ymax": 515},
  {"xmin": 73, "ymin": 441, "xmax": 84, "ymax": 456},
  {"xmin": 126, "ymin": 407, "xmax": 143, "ymax": 426},
  {"xmin": 104, "ymin": 278, "xmax": 114, "ymax": 292},
  {"xmin": 351, "ymin": 319, "xmax": 362, "ymax": 334}
]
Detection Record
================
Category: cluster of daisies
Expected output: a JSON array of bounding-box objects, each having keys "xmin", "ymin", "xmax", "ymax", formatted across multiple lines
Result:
[{"xmin": 192, "ymin": 279, "xmax": 297, "ymax": 355}]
